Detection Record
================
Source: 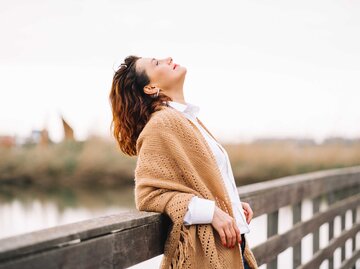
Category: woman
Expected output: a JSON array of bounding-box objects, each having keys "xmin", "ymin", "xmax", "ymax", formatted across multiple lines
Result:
[{"xmin": 109, "ymin": 55, "xmax": 259, "ymax": 269}]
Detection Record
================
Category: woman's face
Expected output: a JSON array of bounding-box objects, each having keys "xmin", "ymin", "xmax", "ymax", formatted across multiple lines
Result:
[{"xmin": 135, "ymin": 57, "xmax": 187, "ymax": 93}]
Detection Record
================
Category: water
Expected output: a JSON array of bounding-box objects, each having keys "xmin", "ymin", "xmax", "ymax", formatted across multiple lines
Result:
[
  {"xmin": 0, "ymin": 185, "xmax": 135, "ymax": 239},
  {"xmin": 0, "ymin": 186, "xmax": 359, "ymax": 268}
]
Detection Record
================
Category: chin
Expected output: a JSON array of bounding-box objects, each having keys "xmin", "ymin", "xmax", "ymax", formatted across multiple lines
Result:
[
  {"xmin": 180, "ymin": 66, "xmax": 187, "ymax": 75},
  {"xmin": 179, "ymin": 67, "xmax": 187, "ymax": 79}
]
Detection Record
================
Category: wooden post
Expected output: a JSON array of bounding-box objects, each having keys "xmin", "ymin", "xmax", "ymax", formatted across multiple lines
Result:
[
  {"xmin": 293, "ymin": 201, "xmax": 302, "ymax": 269},
  {"xmin": 351, "ymin": 206, "xmax": 357, "ymax": 269},
  {"xmin": 267, "ymin": 210, "xmax": 279, "ymax": 269},
  {"xmin": 327, "ymin": 191, "xmax": 335, "ymax": 269},
  {"xmin": 312, "ymin": 196, "xmax": 321, "ymax": 255}
]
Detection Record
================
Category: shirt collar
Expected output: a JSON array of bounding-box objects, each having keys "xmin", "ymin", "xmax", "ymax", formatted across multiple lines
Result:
[{"xmin": 164, "ymin": 100, "xmax": 200, "ymax": 118}]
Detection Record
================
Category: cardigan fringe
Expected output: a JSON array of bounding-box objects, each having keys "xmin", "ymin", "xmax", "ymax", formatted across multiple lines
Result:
[{"xmin": 171, "ymin": 224, "xmax": 195, "ymax": 269}]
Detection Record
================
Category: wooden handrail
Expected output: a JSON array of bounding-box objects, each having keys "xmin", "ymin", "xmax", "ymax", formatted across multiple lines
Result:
[
  {"xmin": 238, "ymin": 165, "xmax": 360, "ymax": 216},
  {"xmin": 0, "ymin": 166, "xmax": 359, "ymax": 269}
]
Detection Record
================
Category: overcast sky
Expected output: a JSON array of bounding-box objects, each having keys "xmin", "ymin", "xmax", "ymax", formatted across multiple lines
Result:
[{"xmin": 0, "ymin": 0, "xmax": 359, "ymax": 144}]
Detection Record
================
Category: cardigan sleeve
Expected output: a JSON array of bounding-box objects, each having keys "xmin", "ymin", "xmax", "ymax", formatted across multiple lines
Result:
[{"xmin": 183, "ymin": 196, "xmax": 215, "ymax": 226}]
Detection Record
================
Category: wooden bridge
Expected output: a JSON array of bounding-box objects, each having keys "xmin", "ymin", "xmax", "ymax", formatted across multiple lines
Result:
[{"xmin": 0, "ymin": 166, "xmax": 359, "ymax": 269}]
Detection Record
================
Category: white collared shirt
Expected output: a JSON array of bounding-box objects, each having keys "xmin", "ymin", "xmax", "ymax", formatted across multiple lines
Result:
[{"xmin": 164, "ymin": 100, "xmax": 250, "ymax": 234}]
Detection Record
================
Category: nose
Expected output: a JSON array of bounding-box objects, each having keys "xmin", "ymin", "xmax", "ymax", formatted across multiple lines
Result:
[{"xmin": 166, "ymin": 57, "xmax": 173, "ymax": 64}]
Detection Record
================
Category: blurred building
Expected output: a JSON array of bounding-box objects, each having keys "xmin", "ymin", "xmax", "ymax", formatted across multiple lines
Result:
[
  {"xmin": 0, "ymin": 135, "xmax": 16, "ymax": 148},
  {"xmin": 1, "ymin": 114, "xmax": 77, "ymax": 148},
  {"xmin": 24, "ymin": 128, "xmax": 51, "ymax": 147},
  {"xmin": 61, "ymin": 115, "xmax": 75, "ymax": 141}
]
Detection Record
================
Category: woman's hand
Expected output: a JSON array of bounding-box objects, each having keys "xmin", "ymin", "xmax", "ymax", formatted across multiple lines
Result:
[
  {"xmin": 211, "ymin": 205, "xmax": 241, "ymax": 248},
  {"xmin": 241, "ymin": 202, "xmax": 253, "ymax": 224}
]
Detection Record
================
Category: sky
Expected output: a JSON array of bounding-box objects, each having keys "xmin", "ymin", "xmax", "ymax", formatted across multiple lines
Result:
[{"xmin": 0, "ymin": 0, "xmax": 359, "ymax": 144}]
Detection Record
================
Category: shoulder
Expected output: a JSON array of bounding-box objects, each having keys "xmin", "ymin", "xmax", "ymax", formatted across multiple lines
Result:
[
  {"xmin": 136, "ymin": 106, "xmax": 189, "ymax": 152},
  {"xmin": 142, "ymin": 105, "xmax": 187, "ymax": 134}
]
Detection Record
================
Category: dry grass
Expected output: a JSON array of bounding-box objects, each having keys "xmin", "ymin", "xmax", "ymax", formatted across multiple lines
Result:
[
  {"xmin": 0, "ymin": 137, "xmax": 136, "ymax": 189},
  {"xmin": 224, "ymin": 141, "xmax": 360, "ymax": 185},
  {"xmin": 0, "ymin": 137, "xmax": 359, "ymax": 189}
]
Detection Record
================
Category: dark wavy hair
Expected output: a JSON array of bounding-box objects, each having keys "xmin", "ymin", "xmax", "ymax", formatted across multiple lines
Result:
[{"xmin": 109, "ymin": 55, "xmax": 173, "ymax": 156}]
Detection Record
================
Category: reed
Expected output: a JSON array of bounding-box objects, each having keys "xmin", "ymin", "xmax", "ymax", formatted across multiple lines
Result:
[{"xmin": 0, "ymin": 137, "xmax": 359, "ymax": 188}]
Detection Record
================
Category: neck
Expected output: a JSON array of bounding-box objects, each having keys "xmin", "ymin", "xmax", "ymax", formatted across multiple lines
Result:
[{"xmin": 167, "ymin": 85, "xmax": 186, "ymax": 105}]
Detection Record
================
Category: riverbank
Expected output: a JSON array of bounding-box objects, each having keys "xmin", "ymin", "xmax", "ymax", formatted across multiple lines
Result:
[{"xmin": 1, "ymin": 136, "xmax": 359, "ymax": 189}]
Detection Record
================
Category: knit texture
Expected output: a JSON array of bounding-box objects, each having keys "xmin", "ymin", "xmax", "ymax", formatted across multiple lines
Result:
[{"xmin": 134, "ymin": 105, "xmax": 259, "ymax": 269}]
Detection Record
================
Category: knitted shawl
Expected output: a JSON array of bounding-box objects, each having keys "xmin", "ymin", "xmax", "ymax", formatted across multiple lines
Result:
[{"xmin": 134, "ymin": 105, "xmax": 259, "ymax": 269}]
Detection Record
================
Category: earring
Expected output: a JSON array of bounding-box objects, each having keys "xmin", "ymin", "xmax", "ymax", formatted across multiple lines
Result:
[{"xmin": 150, "ymin": 88, "xmax": 160, "ymax": 98}]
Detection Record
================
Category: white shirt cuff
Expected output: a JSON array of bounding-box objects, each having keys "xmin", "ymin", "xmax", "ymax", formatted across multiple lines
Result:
[{"xmin": 183, "ymin": 196, "xmax": 215, "ymax": 225}]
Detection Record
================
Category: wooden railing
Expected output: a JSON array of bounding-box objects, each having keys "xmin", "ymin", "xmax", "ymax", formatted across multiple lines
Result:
[
  {"xmin": 0, "ymin": 166, "xmax": 359, "ymax": 269},
  {"xmin": 240, "ymin": 166, "xmax": 360, "ymax": 269}
]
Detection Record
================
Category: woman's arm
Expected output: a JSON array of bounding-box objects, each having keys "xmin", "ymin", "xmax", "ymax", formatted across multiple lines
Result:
[{"xmin": 183, "ymin": 196, "xmax": 215, "ymax": 225}]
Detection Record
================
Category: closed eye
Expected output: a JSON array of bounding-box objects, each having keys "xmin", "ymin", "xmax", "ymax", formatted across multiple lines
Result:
[{"xmin": 151, "ymin": 58, "xmax": 159, "ymax": 66}]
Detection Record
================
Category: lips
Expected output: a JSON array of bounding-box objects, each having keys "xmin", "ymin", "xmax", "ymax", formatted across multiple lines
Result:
[{"xmin": 173, "ymin": 64, "xmax": 177, "ymax": 70}]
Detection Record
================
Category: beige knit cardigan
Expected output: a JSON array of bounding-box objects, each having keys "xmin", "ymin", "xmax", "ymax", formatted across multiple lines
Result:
[{"xmin": 134, "ymin": 105, "xmax": 259, "ymax": 269}]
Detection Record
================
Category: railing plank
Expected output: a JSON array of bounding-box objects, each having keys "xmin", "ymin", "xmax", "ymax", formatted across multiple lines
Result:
[
  {"xmin": 238, "ymin": 166, "xmax": 360, "ymax": 217},
  {"xmin": 0, "ymin": 211, "xmax": 170, "ymax": 263},
  {"xmin": 0, "ymin": 215, "xmax": 170, "ymax": 269}
]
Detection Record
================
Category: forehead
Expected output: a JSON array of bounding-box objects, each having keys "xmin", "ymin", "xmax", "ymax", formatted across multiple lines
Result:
[{"xmin": 136, "ymin": 57, "xmax": 155, "ymax": 73}]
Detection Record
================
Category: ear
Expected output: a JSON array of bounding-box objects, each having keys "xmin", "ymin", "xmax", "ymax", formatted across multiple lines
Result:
[{"xmin": 143, "ymin": 84, "xmax": 159, "ymax": 95}]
